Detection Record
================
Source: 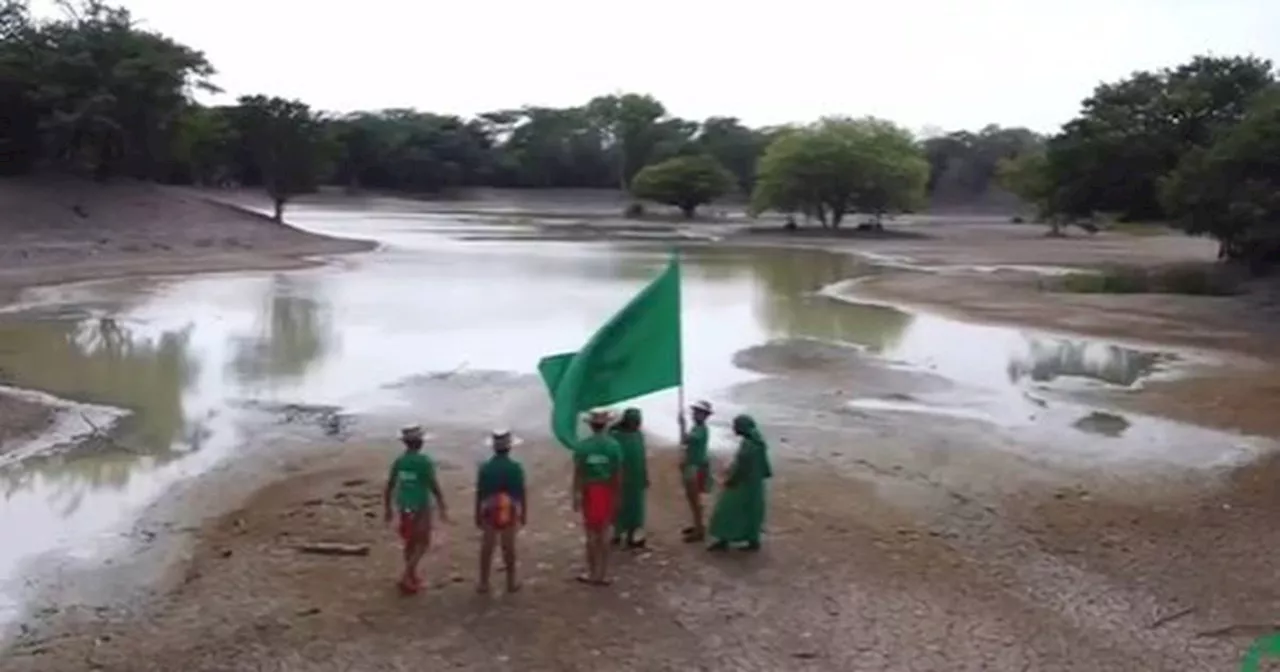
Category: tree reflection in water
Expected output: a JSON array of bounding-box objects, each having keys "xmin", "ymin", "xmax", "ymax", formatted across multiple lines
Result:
[
  {"xmin": 0, "ymin": 317, "xmax": 199, "ymax": 513},
  {"xmin": 230, "ymin": 277, "xmax": 334, "ymax": 385},
  {"xmin": 748, "ymin": 247, "xmax": 913, "ymax": 352}
]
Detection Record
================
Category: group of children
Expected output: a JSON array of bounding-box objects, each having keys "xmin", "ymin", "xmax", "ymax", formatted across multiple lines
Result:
[{"xmin": 382, "ymin": 399, "xmax": 772, "ymax": 594}]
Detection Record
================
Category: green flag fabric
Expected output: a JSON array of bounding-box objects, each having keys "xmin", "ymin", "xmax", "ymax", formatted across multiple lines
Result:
[{"xmin": 538, "ymin": 253, "xmax": 682, "ymax": 450}]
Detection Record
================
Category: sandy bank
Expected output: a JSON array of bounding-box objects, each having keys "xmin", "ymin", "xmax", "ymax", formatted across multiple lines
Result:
[
  {"xmin": 0, "ymin": 177, "xmax": 375, "ymax": 307},
  {"xmin": 0, "ymin": 395, "xmax": 52, "ymax": 454},
  {"xmin": 0, "ymin": 176, "xmax": 375, "ymax": 450}
]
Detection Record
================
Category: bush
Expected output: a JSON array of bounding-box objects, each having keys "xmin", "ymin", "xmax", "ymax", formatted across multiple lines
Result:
[{"xmin": 1045, "ymin": 264, "xmax": 1240, "ymax": 296}]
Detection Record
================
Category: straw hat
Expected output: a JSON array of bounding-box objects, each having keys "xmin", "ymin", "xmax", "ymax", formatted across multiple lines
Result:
[{"xmin": 691, "ymin": 400, "xmax": 713, "ymax": 414}]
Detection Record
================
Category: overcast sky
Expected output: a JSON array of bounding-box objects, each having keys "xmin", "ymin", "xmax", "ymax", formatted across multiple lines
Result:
[{"xmin": 32, "ymin": 0, "xmax": 1280, "ymax": 133}]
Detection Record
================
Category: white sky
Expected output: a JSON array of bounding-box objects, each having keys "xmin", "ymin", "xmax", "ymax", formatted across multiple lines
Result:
[{"xmin": 31, "ymin": 0, "xmax": 1280, "ymax": 133}]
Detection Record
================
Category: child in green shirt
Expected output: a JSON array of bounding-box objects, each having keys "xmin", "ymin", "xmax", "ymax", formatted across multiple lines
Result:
[
  {"xmin": 384, "ymin": 425, "xmax": 448, "ymax": 594},
  {"xmin": 475, "ymin": 429, "xmax": 526, "ymax": 594}
]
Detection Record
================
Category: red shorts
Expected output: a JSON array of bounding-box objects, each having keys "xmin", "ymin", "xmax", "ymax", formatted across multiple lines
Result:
[
  {"xmin": 398, "ymin": 509, "xmax": 426, "ymax": 543},
  {"xmin": 481, "ymin": 493, "xmax": 518, "ymax": 531},
  {"xmin": 581, "ymin": 483, "xmax": 616, "ymax": 531},
  {"xmin": 691, "ymin": 465, "xmax": 711, "ymax": 491}
]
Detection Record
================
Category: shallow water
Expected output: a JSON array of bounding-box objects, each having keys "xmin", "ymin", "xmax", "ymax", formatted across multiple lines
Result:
[{"xmin": 0, "ymin": 202, "xmax": 1255, "ymax": 626}]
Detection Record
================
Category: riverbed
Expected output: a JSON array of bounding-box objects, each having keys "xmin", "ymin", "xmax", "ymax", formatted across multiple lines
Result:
[{"xmin": 1, "ymin": 201, "xmax": 1276, "ymax": 669}]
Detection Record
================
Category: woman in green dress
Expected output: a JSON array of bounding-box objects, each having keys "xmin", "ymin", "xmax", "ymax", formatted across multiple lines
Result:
[
  {"xmin": 610, "ymin": 407, "xmax": 649, "ymax": 548},
  {"xmin": 707, "ymin": 414, "xmax": 772, "ymax": 552}
]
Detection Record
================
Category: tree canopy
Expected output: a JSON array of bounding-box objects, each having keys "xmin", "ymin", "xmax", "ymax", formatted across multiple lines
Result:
[
  {"xmin": 750, "ymin": 117, "xmax": 929, "ymax": 228},
  {"xmin": 630, "ymin": 155, "xmax": 735, "ymax": 218},
  {"xmin": 1160, "ymin": 88, "xmax": 1280, "ymax": 263},
  {"xmin": 4, "ymin": 1, "xmax": 1280, "ymax": 266},
  {"xmin": 1015, "ymin": 54, "xmax": 1279, "ymax": 259}
]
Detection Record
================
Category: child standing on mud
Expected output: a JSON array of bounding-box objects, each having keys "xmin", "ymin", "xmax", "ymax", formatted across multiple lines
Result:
[
  {"xmin": 610, "ymin": 408, "xmax": 648, "ymax": 549},
  {"xmin": 573, "ymin": 409, "xmax": 622, "ymax": 586},
  {"xmin": 384, "ymin": 425, "xmax": 449, "ymax": 594},
  {"xmin": 679, "ymin": 400, "xmax": 714, "ymax": 543},
  {"xmin": 475, "ymin": 429, "xmax": 526, "ymax": 594}
]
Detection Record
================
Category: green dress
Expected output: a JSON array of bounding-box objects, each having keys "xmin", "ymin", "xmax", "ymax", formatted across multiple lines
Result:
[
  {"xmin": 708, "ymin": 415, "xmax": 772, "ymax": 545},
  {"xmin": 611, "ymin": 408, "xmax": 648, "ymax": 534}
]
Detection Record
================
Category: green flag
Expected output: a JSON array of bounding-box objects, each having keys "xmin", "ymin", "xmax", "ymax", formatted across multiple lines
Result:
[{"xmin": 538, "ymin": 253, "xmax": 682, "ymax": 449}]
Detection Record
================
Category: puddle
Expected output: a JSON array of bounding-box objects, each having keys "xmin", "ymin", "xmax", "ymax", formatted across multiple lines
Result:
[{"xmin": 0, "ymin": 208, "xmax": 1259, "ymax": 629}]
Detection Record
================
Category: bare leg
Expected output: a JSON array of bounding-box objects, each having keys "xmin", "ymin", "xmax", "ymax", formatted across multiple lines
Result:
[
  {"xmin": 500, "ymin": 527, "xmax": 519, "ymax": 592},
  {"xmin": 400, "ymin": 537, "xmax": 416, "ymax": 587},
  {"xmin": 478, "ymin": 527, "xmax": 496, "ymax": 593},
  {"xmin": 578, "ymin": 529, "xmax": 595, "ymax": 583},
  {"xmin": 597, "ymin": 526, "xmax": 613, "ymax": 585},
  {"xmin": 684, "ymin": 481, "xmax": 705, "ymax": 540},
  {"xmin": 407, "ymin": 517, "xmax": 432, "ymax": 586}
]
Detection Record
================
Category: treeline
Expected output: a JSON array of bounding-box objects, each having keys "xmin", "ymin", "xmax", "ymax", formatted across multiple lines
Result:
[
  {"xmin": 998, "ymin": 55, "xmax": 1280, "ymax": 263},
  {"xmin": 0, "ymin": 1, "xmax": 1035, "ymax": 224},
  {"xmin": 2, "ymin": 1, "xmax": 1277, "ymax": 265}
]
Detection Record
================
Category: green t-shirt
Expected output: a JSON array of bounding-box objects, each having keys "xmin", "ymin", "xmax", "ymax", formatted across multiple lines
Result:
[
  {"xmin": 684, "ymin": 423, "xmax": 709, "ymax": 467},
  {"xmin": 390, "ymin": 451, "xmax": 436, "ymax": 512},
  {"xmin": 477, "ymin": 454, "xmax": 526, "ymax": 502},
  {"xmin": 576, "ymin": 432, "xmax": 621, "ymax": 484}
]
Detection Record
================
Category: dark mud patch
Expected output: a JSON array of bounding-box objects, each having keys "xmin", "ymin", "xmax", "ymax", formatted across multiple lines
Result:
[
  {"xmin": 732, "ymin": 339, "xmax": 952, "ymax": 395},
  {"xmin": 1072, "ymin": 410, "xmax": 1132, "ymax": 437},
  {"xmin": 231, "ymin": 400, "xmax": 354, "ymax": 439},
  {"xmin": 0, "ymin": 393, "xmax": 55, "ymax": 454}
]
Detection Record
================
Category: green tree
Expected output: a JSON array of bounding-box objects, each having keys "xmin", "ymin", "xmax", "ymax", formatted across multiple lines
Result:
[
  {"xmin": 233, "ymin": 95, "xmax": 328, "ymax": 222},
  {"xmin": 1045, "ymin": 55, "xmax": 1275, "ymax": 221},
  {"xmin": 586, "ymin": 93, "xmax": 671, "ymax": 191},
  {"xmin": 1160, "ymin": 87, "xmax": 1280, "ymax": 264},
  {"xmin": 0, "ymin": 0, "xmax": 38, "ymax": 174},
  {"xmin": 630, "ymin": 154, "xmax": 735, "ymax": 218},
  {"xmin": 167, "ymin": 104, "xmax": 234, "ymax": 185},
  {"xmin": 695, "ymin": 116, "xmax": 767, "ymax": 193},
  {"xmin": 751, "ymin": 117, "xmax": 929, "ymax": 228},
  {"xmin": 996, "ymin": 152, "xmax": 1051, "ymax": 216},
  {"xmin": 17, "ymin": 0, "xmax": 216, "ymax": 179},
  {"xmin": 923, "ymin": 125, "xmax": 1042, "ymax": 200}
]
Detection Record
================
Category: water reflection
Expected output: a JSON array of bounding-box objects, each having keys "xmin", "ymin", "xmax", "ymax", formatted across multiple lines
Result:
[
  {"xmin": 749, "ymin": 248, "xmax": 913, "ymax": 350},
  {"xmin": 230, "ymin": 277, "xmax": 335, "ymax": 386},
  {"xmin": 0, "ymin": 210, "xmax": 1207, "ymax": 631},
  {"xmin": 1007, "ymin": 337, "xmax": 1160, "ymax": 388},
  {"xmin": 0, "ymin": 318, "xmax": 198, "ymax": 451}
]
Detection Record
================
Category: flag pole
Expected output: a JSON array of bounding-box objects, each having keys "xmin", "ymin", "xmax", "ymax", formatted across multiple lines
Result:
[{"xmin": 674, "ymin": 247, "xmax": 685, "ymax": 435}]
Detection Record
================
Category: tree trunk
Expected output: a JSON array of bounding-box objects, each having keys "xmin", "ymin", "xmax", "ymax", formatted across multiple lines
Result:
[
  {"xmin": 830, "ymin": 207, "xmax": 845, "ymax": 229},
  {"xmin": 816, "ymin": 204, "xmax": 828, "ymax": 228},
  {"xmin": 273, "ymin": 197, "xmax": 286, "ymax": 223},
  {"xmin": 680, "ymin": 204, "xmax": 696, "ymax": 219}
]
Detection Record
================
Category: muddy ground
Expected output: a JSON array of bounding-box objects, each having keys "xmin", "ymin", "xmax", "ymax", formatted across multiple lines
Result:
[
  {"xmin": 0, "ymin": 395, "xmax": 52, "ymax": 455},
  {"xmin": 4, "ymin": 364, "xmax": 1277, "ymax": 672},
  {"xmin": 4, "ymin": 189, "xmax": 1280, "ymax": 670}
]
